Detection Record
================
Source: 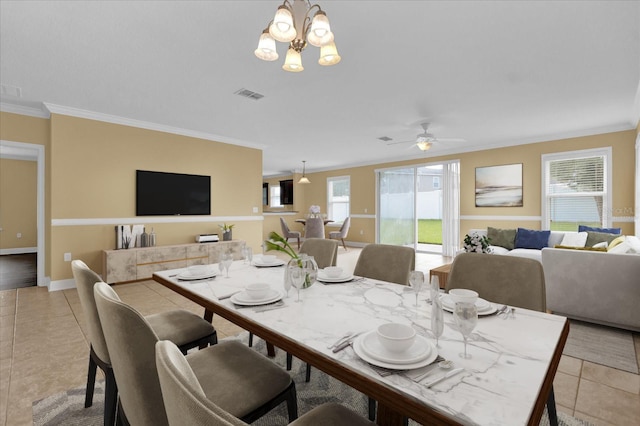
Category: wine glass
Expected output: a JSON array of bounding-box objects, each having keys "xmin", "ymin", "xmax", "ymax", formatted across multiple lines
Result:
[
  {"xmin": 408, "ymin": 270, "xmax": 424, "ymax": 307},
  {"xmin": 289, "ymin": 265, "xmax": 305, "ymax": 303},
  {"xmin": 431, "ymin": 296, "xmax": 444, "ymax": 347},
  {"xmin": 220, "ymin": 252, "xmax": 233, "ymax": 278},
  {"xmin": 246, "ymin": 247, "xmax": 253, "ymax": 265},
  {"xmin": 453, "ymin": 302, "xmax": 478, "ymax": 359}
]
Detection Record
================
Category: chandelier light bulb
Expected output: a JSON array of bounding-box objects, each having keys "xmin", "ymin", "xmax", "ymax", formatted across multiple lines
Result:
[
  {"xmin": 283, "ymin": 48, "xmax": 304, "ymax": 72},
  {"xmin": 254, "ymin": 30, "xmax": 279, "ymax": 61},
  {"xmin": 318, "ymin": 41, "xmax": 341, "ymax": 66},
  {"xmin": 269, "ymin": 5, "xmax": 296, "ymax": 42},
  {"xmin": 307, "ymin": 11, "xmax": 332, "ymax": 47}
]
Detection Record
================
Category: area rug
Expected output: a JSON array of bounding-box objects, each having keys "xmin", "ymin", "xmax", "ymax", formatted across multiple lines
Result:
[
  {"xmin": 564, "ymin": 320, "xmax": 638, "ymax": 374},
  {"xmin": 33, "ymin": 335, "xmax": 591, "ymax": 426}
]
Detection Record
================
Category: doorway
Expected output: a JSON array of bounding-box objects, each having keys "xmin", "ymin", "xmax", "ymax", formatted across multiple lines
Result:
[
  {"xmin": 376, "ymin": 160, "xmax": 460, "ymax": 256},
  {"xmin": 0, "ymin": 140, "xmax": 45, "ymax": 287}
]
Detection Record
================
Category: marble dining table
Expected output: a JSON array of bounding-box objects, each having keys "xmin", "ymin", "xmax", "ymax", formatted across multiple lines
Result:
[{"xmin": 153, "ymin": 259, "xmax": 568, "ymax": 426}]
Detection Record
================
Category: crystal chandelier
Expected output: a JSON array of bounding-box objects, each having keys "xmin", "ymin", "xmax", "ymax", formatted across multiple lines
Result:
[{"xmin": 255, "ymin": 0, "xmax": 341, "ymax": 72}]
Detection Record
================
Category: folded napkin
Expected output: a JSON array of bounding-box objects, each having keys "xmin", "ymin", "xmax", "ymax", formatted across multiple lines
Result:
[{"xmin": 212, "ymin": 285, "xmax": 241, "ymax": 300}]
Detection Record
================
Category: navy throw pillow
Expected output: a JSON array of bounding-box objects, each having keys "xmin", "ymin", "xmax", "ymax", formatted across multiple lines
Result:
[
  {"xmin": 515, "ymin": 228, "xmax": 551, "ymax": 250},
  {"xmin": 577, "ymin": 225, "xmax": 621, "ymax": 235}
]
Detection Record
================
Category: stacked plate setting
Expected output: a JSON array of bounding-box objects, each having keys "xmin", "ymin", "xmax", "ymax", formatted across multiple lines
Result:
[
  {"xmin": 230, "ymin": 288, "xmax": 284, "ymax": 306},
  {"xmin": 317, "ymin": 269, "xmax": 354, "ymax": 283},
  {"xmin": 439, "ymin": 294, "xmax": 497, "ymax": 315},
  {"xmin": 177, "ymin": 265, "xmax": 217, "ymax": 281},
  {"xmin": 253, "ymin": 255, "xmax": 286, "ymax": 267},
  {"xmin": 352, "ymin": 330, "xmax": 438, "ymax": 370}
]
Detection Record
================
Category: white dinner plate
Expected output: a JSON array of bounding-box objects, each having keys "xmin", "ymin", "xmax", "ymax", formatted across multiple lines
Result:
[
  {"xmin": 317, "ymin": 272, "xmax": 354, "ymax": 283},
  {"xmin": 440, "ymin": 295, "xmax": 497, "ymax": 316},
  {"xmin": 253, "ymin": 259, "xmax": 286, "ymax": 267},
  {"xmin": 176, "ymin": 270, "xmax": 217, "ymax": 281},
  {"xmin": 230, "ymin": 289, "xmax": 284, "ymax": 306},
  {"xmin": 359, "ymin": 330, "xmax": 431, "ymax": 364},
  {"xmin": 353, "ymin": 333, "xmax": 438, "ymax": 370}
]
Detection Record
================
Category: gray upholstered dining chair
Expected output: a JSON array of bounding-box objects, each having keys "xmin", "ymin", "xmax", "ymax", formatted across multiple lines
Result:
[
  {"xmin": 72, "ymin": 260, "xmax": 218, "ymax": 425},
  {"xmin": 351, "ymin": 243, "xmax": 415, "ymax": 421},
  {"xmin": 94, "ymin": 282, "xmax": 298, "ymax": 426},
  {"xmin": 304, "ymin": 216, "xmax": 326, "ymax": 239},
  {"xmin": 71, "ymin": 260, "xmax": 118, "ymax": 426},
  {"xmin": 280, "ymin": 217, "xmax": 301, "ymax": 249},
  {"xmin": 353, "ymin": 244, "xmax": 416, "ymax": 285},
  {"xmin": 445, "ymin": 252, "xmax": 546, "ymax": 311},
  {"xmin": 329, "ymin": 217, "xmax": 351, "ymax": 250},
  {"xmin": 299, "ymin": 238, "xmax": 338, "ymax": 269},
  {"xmin": 156, "ymin": 340, "xmax": 375, "ymax": 426},
  {"xmin": 444, "ymin": 252, "xmax": 558, "ymax": 425}
]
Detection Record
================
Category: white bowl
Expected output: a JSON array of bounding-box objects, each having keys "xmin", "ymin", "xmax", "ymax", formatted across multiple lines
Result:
[
  {"xmin": 187, "ymin": 265, "xmax": 211, "ymax": 276},
  {"xmin": 260, "ymin": 255, "xmax": 277, "ymax": 264},
  {"xmin": 376, "ymin": 323, "xmax": 416, "ymax": 353},
  {"xmin": 324, "ymin": 266, "xmax": 343, "ymax": 278},
  {"xmin": 449, "ymin": 288, "xmax": 479, "ymax": 305},
  {"xmin": 245, "ymin": 283, "xmax": 271, "ymax": 300}
]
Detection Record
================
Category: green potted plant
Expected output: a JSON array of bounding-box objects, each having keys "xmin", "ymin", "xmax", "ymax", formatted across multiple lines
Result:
[
  {"xmin": 219, "ymin": 223, "xmax": 235, "ymax": 241},
  {"xmin": 264, "ymin": 231, "xmax": 317, "ymax": 289}
]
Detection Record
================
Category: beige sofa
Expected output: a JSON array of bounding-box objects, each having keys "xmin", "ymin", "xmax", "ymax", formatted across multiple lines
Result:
[{"xmin": 541, "ymin": 248, "xmax": 640, "ymax": 332}]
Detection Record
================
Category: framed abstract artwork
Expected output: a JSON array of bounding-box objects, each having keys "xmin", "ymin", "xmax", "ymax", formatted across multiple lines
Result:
[{"xmin": 475, "ymin": 163, "xmax": 523, "ymax": 207}]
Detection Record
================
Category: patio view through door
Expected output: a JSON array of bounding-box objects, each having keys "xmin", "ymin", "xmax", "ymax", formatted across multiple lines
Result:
[{"xmin": 377, "ymin": 161, "xmax": 460, "ymax": 256}]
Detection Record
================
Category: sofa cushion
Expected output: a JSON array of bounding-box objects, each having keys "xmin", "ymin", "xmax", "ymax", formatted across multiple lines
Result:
[
  {"xmin": 585, "ymin": 231, "xmax": 619, "ymax": 247},
  {"xmin": 578, "ymin": 225, "xmax": 621, "ymax": 235},
  {"xmin": 487, "ymin": 227, "xmax": 516, "ymax": 250},
  {"xmin": 608, "ymin": 236, "xmax": 626, "ymax": 250},
  {"xmin": 515, "ymin": 228, "xmax": 550, "ymax": 250},
  {"xmin": 559, "ymin": 231, "xmax": 588, "ymax": 248}
]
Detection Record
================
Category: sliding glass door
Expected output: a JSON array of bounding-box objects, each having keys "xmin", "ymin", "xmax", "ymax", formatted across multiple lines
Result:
[
  {"xmin": 377, "ymin": 161, "xmax": 460, "ymax": 255},
  {"xmin": 378, "ymin": 168, "xmax": 416, "ymax": 247}
]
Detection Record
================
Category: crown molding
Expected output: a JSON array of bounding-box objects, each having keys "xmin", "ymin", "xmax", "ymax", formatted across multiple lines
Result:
[
  {"xmin": 43, "ymin": 103, "xmax": 265, "ymax": 151},
  {"xmin": 0, "ymin": 101, "xmax": 50, "ymax": 118}
]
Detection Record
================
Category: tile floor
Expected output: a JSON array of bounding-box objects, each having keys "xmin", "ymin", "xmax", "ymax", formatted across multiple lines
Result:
[{"xmin": 1, "ymin": 249, "xmax": 638, "ymax": 425}]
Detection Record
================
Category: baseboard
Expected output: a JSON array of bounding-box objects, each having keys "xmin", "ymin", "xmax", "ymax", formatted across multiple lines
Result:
[
  {"xmin": 0, "ymin": 247, "xmax": 37, "ymax": 255},
  {"xmin": 48, "ymin": 278, "xmax": 76, "ymax": 292}
]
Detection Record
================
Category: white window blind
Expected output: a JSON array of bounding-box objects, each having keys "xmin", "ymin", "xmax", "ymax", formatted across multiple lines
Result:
[
  {"xmin": 542, "ymin": 148, "xmax": 611, "ymax": 231},
  {"xmin": 270, "ymin": 186, "xmax": 282, "ymax": 208},
  {"xmin": 327, "ymin": 176, "xmax": 350, "ymax": 223}
]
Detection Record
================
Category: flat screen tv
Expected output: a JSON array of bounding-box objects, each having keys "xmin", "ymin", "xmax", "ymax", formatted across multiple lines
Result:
[{"xmin": 136, "ymin": 170, "xmax": 211, "ymax": 216}]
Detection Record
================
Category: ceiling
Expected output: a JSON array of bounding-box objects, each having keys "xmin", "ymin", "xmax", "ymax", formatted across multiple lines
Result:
[{"xmin": 1, "ymin": 1, "xmax": 639, "ymax": 176}]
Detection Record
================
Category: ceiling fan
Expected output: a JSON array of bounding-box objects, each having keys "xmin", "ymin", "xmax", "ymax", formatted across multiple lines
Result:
[{"xmin": 386, "ymin": 122, "xmax": 465, "ymax": 151}]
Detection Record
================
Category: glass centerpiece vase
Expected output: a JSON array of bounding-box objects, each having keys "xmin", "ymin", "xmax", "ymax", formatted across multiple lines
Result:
[{"xmin": 264, "ymin": 231, "xmax": 318, "ymax": 294}]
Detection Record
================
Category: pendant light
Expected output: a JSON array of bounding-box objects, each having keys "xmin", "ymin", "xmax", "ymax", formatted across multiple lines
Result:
[{"xmin": 298, "ymin": 160, "xmax": 311, "ymax": 184}]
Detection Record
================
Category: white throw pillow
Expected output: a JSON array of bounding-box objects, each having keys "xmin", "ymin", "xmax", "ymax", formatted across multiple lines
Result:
[
  {"xmin": 489, "ymin": 246, "xmax": 510, "ymax": 255},
  {"xmin": 592, "ymin": 241, "xmax": 609, "ymax": 248},
  {"xmin": 607, "ymin": 241, "xmax": 633, "ymax": 254},
  {"xmin": 560, "ymin": 231, "xmax": 588, "ymax": 247},
  {"xmin": 623, "ymin": 235, "xmax": 640, "ymax": 253}
]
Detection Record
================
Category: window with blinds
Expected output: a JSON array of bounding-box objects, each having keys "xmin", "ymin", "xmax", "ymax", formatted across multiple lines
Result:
[
  {"xmin": 542, "ymin": 148, "xmax": 611, "ymax": 231},
  {"xmin": 327, "ymin": 176, "xmax": 350, "ymax": 223}
]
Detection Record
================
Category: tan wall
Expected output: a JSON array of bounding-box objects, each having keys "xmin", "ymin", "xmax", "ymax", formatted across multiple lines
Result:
[
  {"xmin": 0, "ymin": 159, "xmax": 37, "ymax": 249},
  {"xmin": 47, "ymin": 114, "xmax": 263, "ymax": 280},
  {"xmin": 275, "ymin": 129, "xmax": 636, "ymax": 245}
]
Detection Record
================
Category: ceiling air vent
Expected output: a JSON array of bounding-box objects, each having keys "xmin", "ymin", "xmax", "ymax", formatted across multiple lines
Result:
[
  {"xmin": 234, "ymin": 88, "xmax": 264, "ymax": 101},
  {"xmin": 377, "ymin": 136, "xmax": 392, "ymax": 142}
]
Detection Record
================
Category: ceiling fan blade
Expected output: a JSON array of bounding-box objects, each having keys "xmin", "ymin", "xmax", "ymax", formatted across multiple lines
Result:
[
  {"xmin": 385, "ymin": 140, "xmax": 415, "ymax": 146},
  {"xmin": 435, "ymin": 138, "xmax": 466, "ymax": 143}
]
